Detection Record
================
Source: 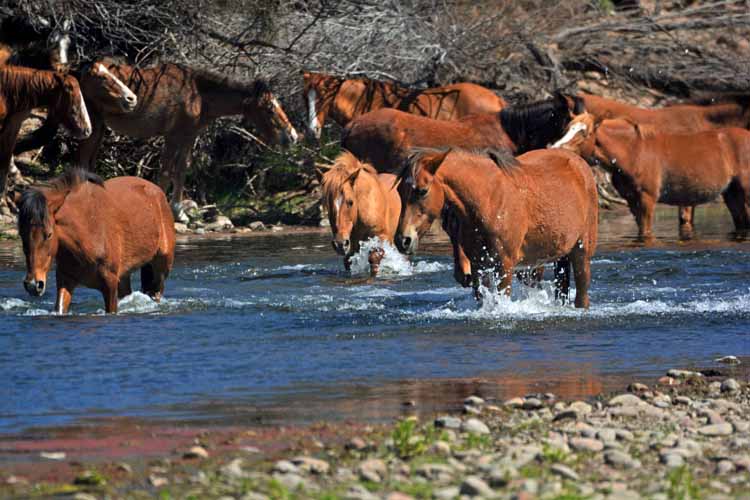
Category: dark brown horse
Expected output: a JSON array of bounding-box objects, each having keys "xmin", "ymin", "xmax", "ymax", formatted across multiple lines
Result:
[
  {"xmin": 342, "ymin": 93, "xmax": 571, "ymax": 173},
  {"xmin": 555, "ymin": 113, "xmax": 750, "ymax": 239},
  {"xmin": 69, "ymin": 61, "xmax": 298, "ymax": 203},
  {"xmin": 0, "ymin": 65, "xmax": 91, "ymax": 206},
  {"xmin": 303, "ymin": 71, "xmax": 507, "ymax": 139},
  {"xmin": 0, "ymin": 16, "xmax": 71, "ymax": 71},
  {"xmin": 567, "ymin": 92, "xmax": 750, "ymax": 232},
  {"xmin": 396, "ymin": 148, "xmax": 598, "ymax": 308},
  {"xmin": 17, "ymin": 169, "xmax": 175, "ymax": 314}
]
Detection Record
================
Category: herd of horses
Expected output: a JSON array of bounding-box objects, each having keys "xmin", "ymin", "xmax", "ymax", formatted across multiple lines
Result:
[{"xmin": 2, "ymin": 15, "xmax": 750, "ymax": 313}]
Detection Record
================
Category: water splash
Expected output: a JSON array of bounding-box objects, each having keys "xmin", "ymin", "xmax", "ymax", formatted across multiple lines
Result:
[{"xmin": 347, "ymin": 237, "xmax": 449, "ymax": 276}]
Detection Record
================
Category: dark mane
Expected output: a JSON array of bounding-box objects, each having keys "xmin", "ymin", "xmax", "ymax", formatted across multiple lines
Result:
[
  {"xmin": 17, "ymin": 168, "xmax": 104, "ymax": 237},
  {"xmin": 687, "ymin": 92, "xmax": 750, "ymax": 108},
  {"xmin": 499, "ymin": 92, "xmax": 571, "ymax": 153},
  {"xmin": 193, "ymin": 67, "xmax": 270, "ymax": 98},
  {"xmin": 401, "ymin": 146, "xmax": 518, "ymax": 183}
]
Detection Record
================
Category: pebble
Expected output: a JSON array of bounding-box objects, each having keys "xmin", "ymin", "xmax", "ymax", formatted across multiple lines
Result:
[
  {"xmin": 523, "ymin": 397, "xmax": 543, "ymax": 410},
  {"xmin": 721, "ymin": 378, "xmax": 739, "ymax": 393},
  {"xmin": 553, "ymin": 409, "xmax": 578, "ymax": 422},
  {"xmin": 433, "ymin": 486, "xmax": 460, "ymax": 500},
  {"xmin": 39, "ymin": 451, "xmax": 66, "ymax": 460},
  {"xmin": 550, "ymin": 463, "xmax": 579, "ymax": 480},
  {"xmin": 463, "ymin": 404, "xmax": 481, "ymax": 415},
  {"xmin": 386, "ymin": 493, "xmax": 413, "ymax": 500},
  {"xmin": 660, "ymin": 452, "xmax": 684, "ymax": 468},
  {"xmin": 714, "ymin": 355, "xmax": 740, "ymax": 364},
  {"xmin": 358, "ymin": 458, "xmax": 386, "ymax": 483},
  {"xmin": 248, "ymin": 221, "xmax": 266, "ymax": 231},
  {"xmin": 149, "ymin": 475, "xmax": 168, "ymax": 487},
  {"xmin": 345, "ymin": 484, "xmax": 379, "ymax": 500},
  {"xmin": 415, "ymin": 463, "xmax": 454, "ymax": 484},
  {"xmin": 667, "ymin": 369, "xmax": 703, "ymax": 378},
  {"xmin": 658, "ymin": 376, "xmax": 678, "ymax": 386},
  {"xmin": 597, "ymin": 428, "xmax": 617, "ymax": 443},
  {"xmin": 674, "ymin": 395, "xmax": 692, "ymax": 405},
  {"xmin": 716, "ymin": 460, "xmax": 735, "ymax": 474},
  {"xmin": 488, "ymin": 465, "xmax": 518, "ymax": 487},
  {"xmin": 435, "ymin": 415, "xmax": 462, "ymax": 429},
  {"xmin": 734, "ymin": 456, "xmax": 750, "ymax": 471},
  {"xmin": 504, "ymin": 397, "xmax": 524, "ymax": 408},
  {"xmin": 698, "ymin": 422, "xmax": 734, "ymax": 436},
  {"xmin": 628, "ymin": 382, "xmax": 649, "ymax": 393},
  {"xmin": 604, "ymin": 449, "xmax": 640, "ymax": 469},
  {"xmin": 345, "ymin": 437, "xmax": 368, "ymax": 451},
  {"xmin": 608, "ymin": 393, "xmax": 644, "ymax": 407},
  {"xmin": 273, "ymin": 472, "xmax": 307, "ymax": 491},
  {"xmin": 291, "ymin": 456, "xmax": 330, "ymax": 474},
  {"xmin": 459, "ymin": 475, "xmax": 494, "ymax": 497},
  {"xmin": 430, "ymin": 440, "xmax": 451, "ymax": 456},
  {"xmin": 464, "ymin": 395, "xmax": 485, "ymax": 406},
  {"xmin": 570, "ymin": 437, "xmax": 604, "ymax": 452},
  {"xmin": 569, "ymin": 401, "xmax": 593, "ymax": 414},
  {"xmin": 221, "ymin": 458, "xmax": 247, "ymax": 479},
  {"xmin": 72, "ymin": 494, "xmax": 98, "ymax": 500},
  {"xmin": 272, "ymin": 459, "xmax": 299, "ymax": 474},
  {"xmin": 462, "ymin": 418, "xmax": 490, "ymax": 434},
  {"xmin": 183, "ymin": 445, "xmax": 209, "ymax": 459}
]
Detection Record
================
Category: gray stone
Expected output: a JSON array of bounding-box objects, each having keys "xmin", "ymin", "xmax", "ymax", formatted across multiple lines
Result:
[
  {"xmin": 667, "ymin": 369, "xmax": 703, "ymax": 378},
  {"xmin": 721, "ymin": 378, "xmax": 739, "ymax": 392},
  {"xmin": 701, "ymin": 409, "xmax": 725, "ymax": 425},
  {"xmin": 660, "ymin": 452, "xmax": 684, "ymax": 468},
  {"xmin": 550, "ymin": 463, "xmax": 579, "ymax": 480},
  {"xmin": 463, "ymin": 404, "xmax": 481, "ymax": 415},
  {"xmin": 698, "ymin": 423, "xmax": 734, "ymax": 436},
  {"xmin": 462, "ymin": 418, "xmax": 490, "ymax": 435},
  {"xmin": 570, "ymin": 437, "xmax": 604, "ymax": 452},
  {"xmin": 358, "ymin": 458, "xmax": 386, "ymax": 483},
  {"xmin": 345, "ymin": 437, "xmax": 368, "ymax": 451},
  {"xmin": 435, "ymin": 415, "xmax": 462, "ymax": 429},
  {"xmin": 415, "ymin": 463, "xmax": 454, "ymax": 484},
  {"xmin": 194, "ymin": 227, "xmax": 206, "ymax": 235},
  {"xmin": 464, "ymin": 395, "xmax": 485, "ymax": 406},
  {"xmin": 344, "ymin": 484, "xmax": 379, "ymax": 500},
  {"xmin": 488, "ymin": 465, "xmax": 518, "ymax": 487},
  {"xmin": 597, "ymin": 429, "xmax": 617, "ymax": 443},
  {"xmin": 674, "ymin": 396, "xmax": 692, "ymax": 405},
  {"xmin": 272, "ymin": 472, "xmax": 307, "ymax": 491},
  {"xmin": 174, "ymin": 222, "xmax": 191, "ymax": 234},
  {"xmin": 183, "ymin": 445, "xmax": 209, "ymax": 459},
  {"xmin": 248, "ymin": 221, "xmax": 266, "ymax": 231},
  {"xmin": 615, "ymin": 429, "xmax": 634, "ymax": 441},
  {"xmin": 504, "ymin": 397, "xmax": 524, "ymax": 408},
  {"xmin": 608, "ymin": 394, "xmax": 644, "ymax": 407},
  {"xmin": 221, "ymin": 458, "xmax": 248, "ymax": 478},
  {"xmin": 523, "ymin": 397, "xmax": 544, "ymax": 410},
  {"xmin": 272, "ymin": 460, "xmax": 299, "ymax": 474},
  {"xmin": 459, "ymin": 475, "xmax": 494, "ymax": 497},
  {"xmin": 553, "ymin": 410, "xmax": 578, "ymax": 422},
  {"xmin": 716, "ymin": 460, "xmax": 735, "ymax": 474},
  {"xmin": 714, "ymin": 355, "xmax": 740, "ymax": 364},
  {"xmin": 430, "ymin": 440, "xmax": 451, "ymax": 456},
  {"xmin": 291, "ymin": 456, "xmax": 329, "ymax": 474},
  {"xmin": 433, "ymin": 486, "xmax": 460, "ymax": 500},
  {"xmin": 569, "ymin": 401, "xmax": 593, "ymax": 414},
  {"xmin": 604, "ymin": 449, "xmax": 640, "ymax": 469}
]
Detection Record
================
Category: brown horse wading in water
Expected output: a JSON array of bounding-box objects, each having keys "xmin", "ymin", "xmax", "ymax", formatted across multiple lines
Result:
[
  {"xmin": 303, "ymin": 71, "xmax": 507, "ymax": 139},
  {"xmin": 567, "ymin": 92, "xmax": 750, "ymax": 233},
  {"xmin": 321, "ymin": 152, "xmax": 401, "ymax": 276},
  {"xmin": 342, "ymin": 93, "xmax": 571, "ymax": 173},
  {"xmin": 555, "ymin": 113, "xmax": 750, "ymax": 239},
  {"xmin": 0, "ymin": 65, "xmax": 91, "ymax": 205},
  {"xmin": 70, "ymin": 61, "xmax": 298, "ymax": 203},
  {"xmin": 396, "ymin": 148, "xmax": 598, "ymax": 308},
  {"xmin": 17, "ymin": 169, "xmax": 176, "ymax": 314}
]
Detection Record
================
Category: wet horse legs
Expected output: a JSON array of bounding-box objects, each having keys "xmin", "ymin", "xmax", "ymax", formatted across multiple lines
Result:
[
  {"xmin": 55, "ymin": 273, "xmax": 76, "ymax": 314},
  {"xmin": 678, "ymin": 206, "xmax": 695, "ymax": 239},
  {"xmin": 570, "ymin": 245, "xmax": 592, "ymax": 309},
  {"xmin": 722, "ymin": 180, "xmax": 750, "ymax": 232},
  {"xmin": 554, "ymin": 257, "xmax": 570, "ymax": 304}
]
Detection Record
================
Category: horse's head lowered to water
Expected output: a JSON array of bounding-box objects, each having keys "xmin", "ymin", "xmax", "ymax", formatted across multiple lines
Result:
[
  {"xmin": 241, "ymin": 80, "xmax": 299, "ymax": 146},
  {"xmin": 17, "ymin": 170, "xmax": 104, "ymax": 297}
]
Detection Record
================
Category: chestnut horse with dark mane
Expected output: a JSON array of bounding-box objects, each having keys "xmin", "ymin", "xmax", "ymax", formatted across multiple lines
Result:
[
  {"xmin": 320, "ymin": 151, "xmax": 401, "ymax": 276},
  {"xmin": 17, "ymin": 169, "xmax": 175, "ymax": 314},
  {"xmin": 0, "ymin": 65, "xmax": 91, "ymax": 206},
  {"xmin": 303, "ymin": 71, "xmax": 507, "ymax": 139},
  {"xmin": 342, "ymin": 93, "xmax": 571, "ymax": 173},
  {"xmin": 567, "ymin": 92, "xmax": 750, "ymax": 233},
  {"xmin": 396, "ymin": 148, "xmax": 598, "ymax": 308},
  {"xmin": 555, "ymin": 113, "xmax": 750, "ymax": 239}
]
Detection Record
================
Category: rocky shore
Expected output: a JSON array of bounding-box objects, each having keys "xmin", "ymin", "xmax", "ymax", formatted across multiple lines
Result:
[{"xmin": 2, "ymin": 366, "xmax": 748, "ymax": 499}]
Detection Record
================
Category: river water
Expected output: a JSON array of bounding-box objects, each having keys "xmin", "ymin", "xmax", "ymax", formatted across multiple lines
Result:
[{"xmin": 0, "ymin": 205, "xmax": 748, "ymax": 434}]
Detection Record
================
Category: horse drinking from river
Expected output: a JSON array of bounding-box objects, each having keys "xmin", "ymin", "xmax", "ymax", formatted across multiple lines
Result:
[
  {"xmin": 17, "ymin": 169, "xmax": 175, "ymax": 314},
  {"xmin": 68, "ymin": 61, "xmax": 298, "ymax": 203},
  {"xmin": 396, "ymin": 148, "xmax": 598, "ymax": 308},
  {"xmin": 342, "ymin": 93, "xmax": 571, "ymax": 174},
  {"xmin": 554, "ymin": 113, "xmax": 750, "ymax": 239},
  {"xmin": 321, "ymin": 151, "xmax": 401, "ymax": 276},
  {"xmin": 0, "ymin": 65, "xmax": 91, "ymax": 206},
  {"xmin": 303, "ymin": 71, "xmax": 507, "ymax": 139}
]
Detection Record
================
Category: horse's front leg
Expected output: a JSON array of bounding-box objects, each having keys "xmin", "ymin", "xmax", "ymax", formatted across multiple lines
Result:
[
  {"xmin": 100, "ymin": 273, "xmax": 120, "ymax": 314},
  {"xmin": 554, "ymin": 256, "xmax": 571, "ymax": 305},
  {"xmin": 368, "ymin": 247, "xmax": 385, "ymax": 277},
  {"xmin": 496, "ymin": 256, "xmax": 514, "ymax": 297},
  {"xmin": 635, "ymin": 193, "xmax": 657, "ymax": 241},
  {"xmin": 678, "ymin": 205, "xmax": 695, "ymax": 239},
  {"xmin": 55, "ymin": 273, "xmax": 76, "ymax": 315},
  {"xmin": 453, "ymin": 242, "xmax": 472, "ymax": 287}
]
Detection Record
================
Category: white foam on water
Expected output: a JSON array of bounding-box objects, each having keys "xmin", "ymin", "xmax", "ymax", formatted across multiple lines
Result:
[
  {"xmin": 347, "ymin": 237, "xmax": 448, "ymax": 277},
  {"xmin": 354, "ymin": 286, "xmax": 464, "ymax": 299},
  {"xmin": 0, "ymin": 298, "xmax": 30, "ymax": 311},
  {"xmin": 117, "ymin": 292, "xmax": 161, "ymax": 314}
]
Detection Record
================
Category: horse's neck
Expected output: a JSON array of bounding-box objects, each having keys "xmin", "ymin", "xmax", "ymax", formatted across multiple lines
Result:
[
  {"xmin": 199, "ymin": 81, "xmax": 251, "ymax": 119},
  {"xmin": 0, "ymin": 68, "xmax": 59, "ymax": 110},
  {"xmin": 439, "ymin": 161, "xmax": 507, "ymax": 228}
]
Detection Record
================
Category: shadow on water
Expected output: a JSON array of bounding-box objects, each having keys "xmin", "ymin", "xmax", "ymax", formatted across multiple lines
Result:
[{"xmin": 0, "ymin": 203, "xmax": 748, "ymax": 435}]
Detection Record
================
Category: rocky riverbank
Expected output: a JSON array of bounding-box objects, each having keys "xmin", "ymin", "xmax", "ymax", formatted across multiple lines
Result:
[{"xmin": 2, "ymin": 365, "xmax": 748, "ymax": 499}]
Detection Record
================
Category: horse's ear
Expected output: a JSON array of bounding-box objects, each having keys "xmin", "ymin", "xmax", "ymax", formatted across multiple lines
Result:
[
  {"xmin": 422, "ymin": 148, "xmax": 451, "ymax": 176},
  {"xmin": 346, "ymin": 168, "xmax": 361, "ymax": 185}
]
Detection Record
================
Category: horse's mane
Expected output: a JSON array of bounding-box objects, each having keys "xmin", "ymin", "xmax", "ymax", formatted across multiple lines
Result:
[
  {"xmin": 192, "ymin": 67, "xmax": 270, "ymax": 97},
  {"xmin": 499, "ymin": 92, "xmax": 571, "ymax": 153},
  {"xmin": 401, "ymin": 146, "xmax": 519, "ymax": 184},
  {"xmin": 0, "ymin": 65, "xmax": 59, "ymax": 109},
  {"xmin": 321, "ymin": 151, "xmax": 377, "ymax": 198},
  {"xmin": 17, "ymin": 169, "xmax": 104, "ymax": 235}
]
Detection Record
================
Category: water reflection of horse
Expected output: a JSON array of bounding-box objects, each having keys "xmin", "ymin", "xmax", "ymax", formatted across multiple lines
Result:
[
  {"xmin": 567, "ymin": 92, "xmax": 750, "ymax": 234},
  {"xmin": 320, "ymin": 151, "xmax": 401, "ymax": 276},
  {"xmin": 0, "ymin": 65, "xmax": 91, "ymax": 206},
  {"xmin": 303, "ymin": 71, "xmax": 507, "ymax": 139},
  {"xmin": 555, "ymin": 113, "xmax": 750, "ymax": 240},
  {"xmin": 397, "ymin": 148, "xmax": 598, "ymax": 308},
  {"xmin": 342, "ymin": 93, "xmax": 571, "ymax": 173},
  {"xmin": 17, "ymin": 169, "xmax": 175, "ymax": 314}
]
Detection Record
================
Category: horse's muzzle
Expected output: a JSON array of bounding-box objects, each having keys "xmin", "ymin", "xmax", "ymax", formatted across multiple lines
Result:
[
  {"xmin": 24, "ymin": 279, "xmax": 46, "ymax": 297},
  {"xmin": 397, "ymin": 231, "xmax": 418, "ymax": 255},
  {"xmin": 332, "ymin": 239, "xmax": 350, "ymax": 256}
]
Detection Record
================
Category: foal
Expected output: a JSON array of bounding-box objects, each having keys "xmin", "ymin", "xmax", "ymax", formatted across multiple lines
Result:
[{"xmin": 321, "ymin": 151, "xmax": 401, "ymax": 276}]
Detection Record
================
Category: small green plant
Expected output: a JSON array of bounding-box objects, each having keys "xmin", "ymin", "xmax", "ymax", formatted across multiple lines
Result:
[
  {"xmin": 596, "ymin": 0, "xmax": 615, "ymax": 13},
  {"xmin": 463, "ymin": 432, "xmax": 492, "ymax": 451},
  {"xmin": 667, "ymin": 465, "xmax": 701, "ymax": 500},
  {"xmin": 540, "ymin": 443, "xmax": 570, "ymax": 464},
  {"xmin": 267, "ymin": 478, "xmax": 292, "ymax": 500},
  {"xmin": 392, "ymin": 418, "xmax": 428, "ymax": 458},
  {"xmin": 158, "ymin": 490, "xmax": 172, "ymax": 500}
]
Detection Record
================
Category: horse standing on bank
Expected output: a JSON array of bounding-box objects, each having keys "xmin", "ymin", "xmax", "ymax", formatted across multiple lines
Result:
[
  {"xmin": 303, "ymin": 71, "xmax": 507, "ymax": 139},
  {"xmin": 0, "ymin": 16, "xmax": 71, "ymax": 71},
  {"xmin": 0, "ymin": 65, "xmax": 91, "ymax": 206},
  {"xmin": 555, "ymin": 113, "xmax": 750, "ymax": 239},
  {"xmin": 321, "ymin": 152, "xmax": 401, "ymax": 276},
  {"xmin": 342, "ymin": 93, "xmax": 571, "ymax": 173},
  {"xmin": 17, "ymin": 169, "xmax": 175, "ymax": 314},
  {"xmin": 397, "ymin": 148, "xmax": 598, "ymax": 308}
]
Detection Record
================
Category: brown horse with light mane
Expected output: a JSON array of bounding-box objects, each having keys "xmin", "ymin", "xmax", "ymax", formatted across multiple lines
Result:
[
  {"xmin": 0, "ymin": 65, "xmax": 91, "ymax": 206},
  {"xmin": 303, "ymin": 71, "xmax": 507, "ymax": 139},
  {"xmin": 320, "ymin": 151, "xmax": 401, "ymax": 276},
  {"xmin": 17, "ymin": 169, "xmax": 175, "ymax": 314},
  {"xmin": 555, "ymin": 113, "xmax": 750, "ymax": 239},
  {"xmin": 342, "ymin": 93, "xmax": 571, "ymax": 174},
  {"xmin": 396, "ymin": 148, "xmax": 598, "ymax": 308},
  {"xmin": 567, "ymin": 92, "xmax": 750, "ymax": 232},
  {"xmin": 66, "ymin": 61, "xmax": 299, "ymax": 203}
]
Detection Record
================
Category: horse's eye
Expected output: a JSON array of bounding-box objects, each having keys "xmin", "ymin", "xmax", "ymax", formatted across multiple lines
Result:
[{"xmin": 346, "ymin": 199, "xmax": 354, "ymax": 207}]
